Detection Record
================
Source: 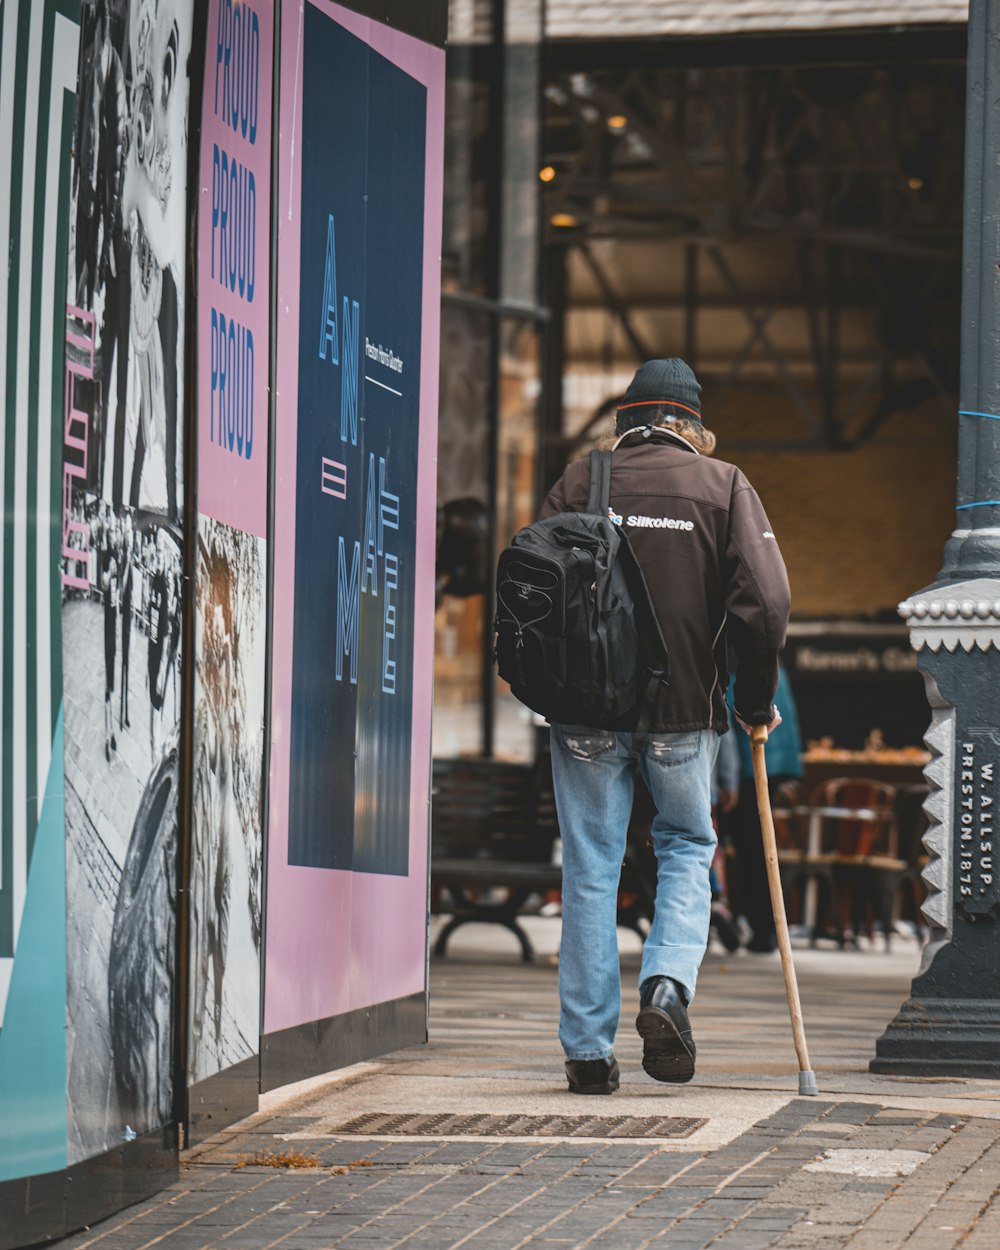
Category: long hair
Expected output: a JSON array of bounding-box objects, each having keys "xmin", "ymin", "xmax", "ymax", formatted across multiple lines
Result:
[{"xmin": 601, "ymin": 405, "xmax": 717, "ymax": 455}]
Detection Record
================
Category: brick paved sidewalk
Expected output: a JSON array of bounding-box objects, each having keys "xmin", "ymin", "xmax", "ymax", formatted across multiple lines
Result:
[
  {"xmin": 52, "ymin": 934, "xmax": 1000, "ymax": 1250},
  {"xmin": 53, "ymin": 1098, "xmax": 1000, "ymax": 1250}
]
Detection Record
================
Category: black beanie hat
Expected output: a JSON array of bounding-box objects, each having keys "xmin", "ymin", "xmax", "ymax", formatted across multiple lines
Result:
[{"xmin": 615, "ymin": 358, "xmax": 703, "ymax": 433}]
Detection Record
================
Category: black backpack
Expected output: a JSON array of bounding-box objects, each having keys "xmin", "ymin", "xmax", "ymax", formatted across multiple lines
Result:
[{"xmin": 494, "ymin": 450, "xmax": 669, "ymax": 747}]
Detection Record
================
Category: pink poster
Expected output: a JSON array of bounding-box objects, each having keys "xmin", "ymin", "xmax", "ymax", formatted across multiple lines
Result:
[
  {"xmin": 264, "ymin": 0, "xmax": 444, "ymax": 1037},
  {"xmin": 196, "ymin": 0, "xmax": 273, "ymax": 536}
]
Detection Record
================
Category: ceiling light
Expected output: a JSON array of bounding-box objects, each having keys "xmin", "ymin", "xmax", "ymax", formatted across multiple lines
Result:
[
  {"xmin": 539, "ymin": 165, "xmax": 556, "ymax": 183},
  {"xmin": 907, "ymin": 176, "xmax": 924, "ymax": 191},
  {"xmin": 550, "ymin": 212, "xmax": 578, "ymax": 228},
  {"xmin": 606, "ymin": 114, "xmax": 628, "ymax": 133}
]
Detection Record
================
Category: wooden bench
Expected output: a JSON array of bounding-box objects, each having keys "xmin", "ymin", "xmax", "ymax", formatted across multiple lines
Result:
[{"xmin": 430, "ymin": 756, "xmax": 655, "ymax": 962}]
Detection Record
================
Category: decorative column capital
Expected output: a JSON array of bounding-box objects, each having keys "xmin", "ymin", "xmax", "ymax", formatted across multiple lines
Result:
[{"xmin": 899, "ymin": 578, "xmax": 1000, "ymax": 653}]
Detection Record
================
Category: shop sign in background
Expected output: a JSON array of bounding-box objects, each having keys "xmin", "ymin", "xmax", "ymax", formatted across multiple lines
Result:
[{"xmin": 266, "ymin": 0, "xmax": 443, "ymax": 1036}]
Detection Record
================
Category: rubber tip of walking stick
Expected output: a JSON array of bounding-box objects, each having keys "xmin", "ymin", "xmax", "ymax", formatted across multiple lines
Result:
[{"xmin": 798, "ymin": 1070, "xmax": 819, "ymax": 1097}]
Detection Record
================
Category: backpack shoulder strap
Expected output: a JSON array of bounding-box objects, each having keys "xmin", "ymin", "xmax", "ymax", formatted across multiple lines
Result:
[{"xmin": 586, "ymin": 449, "xmax": 613, "ymax": 515}]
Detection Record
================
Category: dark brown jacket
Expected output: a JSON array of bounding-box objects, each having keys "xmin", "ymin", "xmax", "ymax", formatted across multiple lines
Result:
[{"xmin": 540, "ymin": 430, "xmax": 790, "ymax": 733}]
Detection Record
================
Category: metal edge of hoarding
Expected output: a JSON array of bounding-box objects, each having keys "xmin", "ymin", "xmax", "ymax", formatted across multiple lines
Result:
[
  {"xmin": 259, "ymin": 993, "xmax": 426, "ymax": 1095},
  {"xmin": 258, "ymin": 0, "xmax": 282, "ymax": 1107},
  {"xmin": 0, "ymin": 1124, "xmax": 177, "ymax": 1250},
  {"xmin": 176, "ymin": 0, "xmax": 210, "ymax": 1150}
]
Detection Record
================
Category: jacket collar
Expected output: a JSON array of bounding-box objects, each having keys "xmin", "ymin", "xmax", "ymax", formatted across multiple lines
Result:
[{"xmin": 612, "ymin": 425, "xmax": 700, "ymax": 455}]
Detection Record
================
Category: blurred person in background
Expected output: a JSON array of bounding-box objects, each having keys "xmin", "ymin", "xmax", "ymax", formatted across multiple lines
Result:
[
  {"xmin": 709, "ymin": 722, "xmax": 742, "ymax": 952},
  {"xmin": 722, "ymin": 662, "xmax": 803, "ymax": 952}
]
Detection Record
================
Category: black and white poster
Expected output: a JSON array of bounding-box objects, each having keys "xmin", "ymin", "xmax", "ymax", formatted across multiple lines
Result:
[
  {"xmin": 188, "ymin": 520, "xmax": 266, "ymax": 1085},
  {"xmin": 63, "ymin": 0, "xmax": 192, "ymax": 1160}
]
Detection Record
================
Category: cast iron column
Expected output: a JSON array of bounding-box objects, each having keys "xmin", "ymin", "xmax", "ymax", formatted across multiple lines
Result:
[{"xmin": 872, "ymin": 0, "xmax": 1000, "ymax": 1076}]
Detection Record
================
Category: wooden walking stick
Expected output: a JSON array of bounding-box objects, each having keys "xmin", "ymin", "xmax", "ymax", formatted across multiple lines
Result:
[{"xmin": 750, "ymin": 724, "xmax": 819, "ymax": 1096}]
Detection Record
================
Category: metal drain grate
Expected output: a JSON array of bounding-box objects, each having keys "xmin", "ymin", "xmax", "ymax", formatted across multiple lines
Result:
[{"xmin": 333, "ymin": 1112, "xmax": 707, "ymax": 1139}]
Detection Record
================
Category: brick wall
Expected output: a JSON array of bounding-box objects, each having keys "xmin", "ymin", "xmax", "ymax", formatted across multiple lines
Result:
[{"xmin": 710, "ymin": 386, "xmax": 957, "ymax": 618}]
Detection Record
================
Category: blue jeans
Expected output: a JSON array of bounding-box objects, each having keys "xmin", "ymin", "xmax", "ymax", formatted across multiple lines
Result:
[{"xmin": 550, "ymin": 725, "xmax": 720, "ymax": 1061}]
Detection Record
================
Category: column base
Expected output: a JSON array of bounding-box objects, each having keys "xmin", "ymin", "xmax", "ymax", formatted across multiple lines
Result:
[{"xmin": 870, "ymin": 996, "xmax": 1000, "ymax": 1078}]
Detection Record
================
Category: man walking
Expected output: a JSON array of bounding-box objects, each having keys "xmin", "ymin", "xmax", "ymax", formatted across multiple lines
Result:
[{"xmin": 540, "ymin": 359, "xmax": 790, "ymax": 1094}]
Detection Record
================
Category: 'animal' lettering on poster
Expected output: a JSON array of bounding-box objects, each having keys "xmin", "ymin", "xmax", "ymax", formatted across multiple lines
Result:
[
  {"xmin": 331, "ymin": 453, "xmax": 401, "ymax": 696},
  {"xmin": 317, "ymin": 213, "xmax": 361, "ymax": 447}
]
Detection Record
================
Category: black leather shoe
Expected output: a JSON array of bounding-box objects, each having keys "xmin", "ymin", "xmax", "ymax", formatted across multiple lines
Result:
[
  {"xmin": 636, "ymin": 976, "xmax": 696, "ymax": 1084},
  {"xmin": 565, "ymin": 1055, "xmax": 620, "ymax": 1095}
]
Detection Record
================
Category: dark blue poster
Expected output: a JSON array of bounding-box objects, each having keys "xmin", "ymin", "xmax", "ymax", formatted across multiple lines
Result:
[{"xmin": 289, "ymin": 10, "xmax": 425, "ymax": 872}]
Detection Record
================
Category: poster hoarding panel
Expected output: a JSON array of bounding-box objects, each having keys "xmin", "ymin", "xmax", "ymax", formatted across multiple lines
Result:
[
  {"xmin": 0, "ymin": 0, "xmax": 80, "ymax": 1183},
  {"xmin": 62, "ymin": 0, "xmax": 193, "ymax": 1163},
  {"xmin": 265, "ymin": 0, "xmax": 443, "ymax": 1036},
  {"xmin": 288, "ymin": 8, "xmax": 424, "ymax": 874},
  {"xmin": 188, "ymin": 0, "xmax": 273, "ymax": 1096}
]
